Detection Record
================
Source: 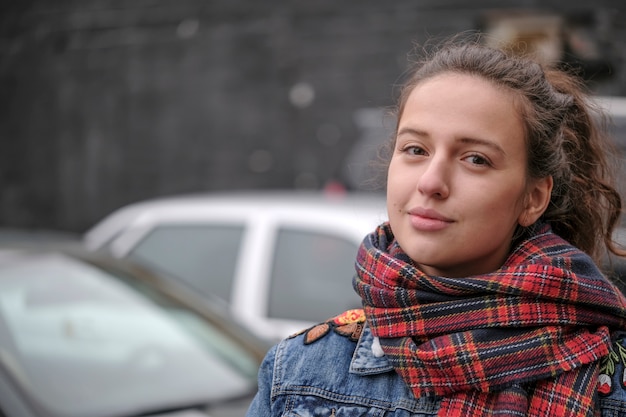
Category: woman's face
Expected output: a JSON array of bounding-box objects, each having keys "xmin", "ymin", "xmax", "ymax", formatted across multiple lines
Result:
[{"xmin": 387, "ymin": 73, "xmax": 549, "ymax": 277}]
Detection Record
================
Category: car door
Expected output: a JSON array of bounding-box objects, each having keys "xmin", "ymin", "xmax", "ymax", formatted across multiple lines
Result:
[{"xmin": 233, "ymin": 209, "xmax": 374, "ymax": 341}]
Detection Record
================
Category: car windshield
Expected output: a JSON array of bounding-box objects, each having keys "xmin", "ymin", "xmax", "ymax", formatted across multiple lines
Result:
[{"xmin": 0, "ymin": 252, "xmax": 257, "ymax": 417}]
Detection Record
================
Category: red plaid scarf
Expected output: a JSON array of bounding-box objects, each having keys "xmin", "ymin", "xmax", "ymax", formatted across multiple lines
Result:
[{"xmin": 353, "ymin": 222, "xmax": 626, "ymax": 417}]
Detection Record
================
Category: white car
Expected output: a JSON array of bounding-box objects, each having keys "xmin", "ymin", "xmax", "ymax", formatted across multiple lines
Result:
[{"xmin": 84, "ymin": 191, "xmax": 388, "ymax": 341}]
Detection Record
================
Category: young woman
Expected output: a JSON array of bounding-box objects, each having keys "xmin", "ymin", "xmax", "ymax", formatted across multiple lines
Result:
[{"xmin": 246, "ymin": 39, "xmax": 626, "ymax": 417}]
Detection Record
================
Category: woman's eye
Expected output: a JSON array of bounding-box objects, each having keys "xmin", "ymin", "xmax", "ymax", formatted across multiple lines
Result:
[
  {"xmin": 404, "ymin": 146, "xmax": 427, "ymax": 156},
  {"xmin": 464, "ymin": 154, "xmax": 491, "ymax": 166}
]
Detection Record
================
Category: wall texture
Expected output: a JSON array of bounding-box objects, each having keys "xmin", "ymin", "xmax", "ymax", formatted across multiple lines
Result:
[{"xmin": 2, "ymin": 0, "xmax": 625, "ymax": 232}]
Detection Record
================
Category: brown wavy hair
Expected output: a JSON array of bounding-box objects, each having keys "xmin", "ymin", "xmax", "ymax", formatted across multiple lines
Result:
[{"xmin": 387, "ymin": 37, "xmax": 624, "ymax": 264}]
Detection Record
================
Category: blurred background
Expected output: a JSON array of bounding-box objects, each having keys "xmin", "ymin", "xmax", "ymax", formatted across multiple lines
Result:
[{"xmin": 2, "ymin": 0, "xmax": 626, "ymax": 233}]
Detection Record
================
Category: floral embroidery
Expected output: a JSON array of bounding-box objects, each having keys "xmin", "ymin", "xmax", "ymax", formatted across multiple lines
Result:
[
  {"xmin": 599, "ymin": 337, "xmax": 626, "ymax": 396},
  {"xmin": 334, "ymin": 321, "xmax": 364, "ymax": 341},
  {"xmin": 289, "ymin": 309, "xmax": 366, "ymax": 345},
  {"xmin": 332, "ymin": 309, "xmax": 366, "ymax": 326}
]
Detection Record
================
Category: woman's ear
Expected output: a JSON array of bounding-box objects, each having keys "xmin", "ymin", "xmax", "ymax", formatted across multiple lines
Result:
[{"xmin": 518, "ymin": 176, "xmax": 554, "ymax": 227}]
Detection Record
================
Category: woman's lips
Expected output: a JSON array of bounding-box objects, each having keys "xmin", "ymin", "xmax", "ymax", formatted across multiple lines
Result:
[{"xmin": 408, "ymin": 208, "xmax": 454, "ymax": 231}]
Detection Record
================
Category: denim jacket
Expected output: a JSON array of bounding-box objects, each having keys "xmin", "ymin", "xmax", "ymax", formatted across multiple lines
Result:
[{"xmin": 246, "ymin": 311, "xmax": 626, "ymax": 417}]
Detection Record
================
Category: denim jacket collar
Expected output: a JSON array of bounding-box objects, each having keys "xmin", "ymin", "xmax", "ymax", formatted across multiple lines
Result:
[{"xmin": 349, "ymin": 323, "xmax": 395, "ymax": 375}]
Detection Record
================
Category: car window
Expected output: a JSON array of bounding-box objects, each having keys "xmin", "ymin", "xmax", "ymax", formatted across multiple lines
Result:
[
  {"xmin": 0, "ymin": 253, "xmax": 256, "ymax": 416},
  {"xmin": 267, "ymin": 228, "xmax": 363, "ymax": 322},
  {"xmin": 127, "ymin": 224, "xmax": 244, "ymax": 303}
]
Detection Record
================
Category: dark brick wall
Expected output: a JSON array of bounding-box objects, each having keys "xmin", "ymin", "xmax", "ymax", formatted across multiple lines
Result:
[{"xmin": 2, "ymin": 0, "xmax": 626, "ymax": 232}]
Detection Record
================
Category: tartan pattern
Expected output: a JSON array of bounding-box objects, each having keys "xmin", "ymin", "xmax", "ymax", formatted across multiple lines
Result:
[{"xmin": 353, "ymin": 222, "xmax": 626, "ymax": 417}]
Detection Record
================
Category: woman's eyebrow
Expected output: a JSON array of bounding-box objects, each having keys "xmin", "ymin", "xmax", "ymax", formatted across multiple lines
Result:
[
  {"xmin": 459, "ymin": 137, "xmax": 507, "ymax": 156},
  {"xmin": 397, "ymin": 127, "xmax": 427, "ymax": 137},
  {"xmin": 397, "ymin": 127, "xmax": 507, "ymax": 157}
]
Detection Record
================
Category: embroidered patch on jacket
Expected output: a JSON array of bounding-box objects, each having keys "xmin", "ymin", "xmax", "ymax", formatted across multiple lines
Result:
[
  {"xmin": 304, "ymin": 322, "xmax": 331, "ymax": 344},
  {"xmin": 289, "ymin": 309, "xmax": 366, "ymax": 345},
  {"xmin": 332, "ymin": 309, "xmax": 366, "ymax": 326},
  {"xmin": 599, "ymin": 337, "xmax": 626, "ymax": 396}
]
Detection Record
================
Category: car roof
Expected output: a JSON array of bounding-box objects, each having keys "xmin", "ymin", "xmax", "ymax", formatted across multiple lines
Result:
[{"xmin": 84, "ymin": 190, "xmax": 388, "ymax": 249}]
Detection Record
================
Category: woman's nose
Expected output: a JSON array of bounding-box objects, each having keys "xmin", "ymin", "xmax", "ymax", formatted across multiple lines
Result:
[{"xmin": 417, "ymin": 157, "xmax": 450, "ymax": 199}]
